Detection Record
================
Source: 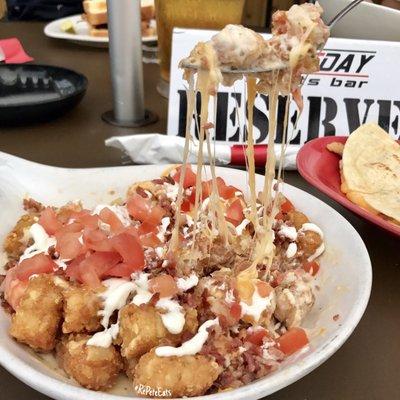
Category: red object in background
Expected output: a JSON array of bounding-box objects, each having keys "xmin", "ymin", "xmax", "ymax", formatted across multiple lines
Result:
[
  {"xmin": 297, "ymin": 136, "xmax": 400, "ymax": 237},
  {"xmin": 230, "ymin": 144, "xmax": 268, "ymax": 167},
  {"xmin": 0, "ymin": 38, "xmax": 33, "ymax": 63}
]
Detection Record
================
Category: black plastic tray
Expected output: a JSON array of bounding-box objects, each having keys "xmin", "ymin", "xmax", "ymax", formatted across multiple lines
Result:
[{"xmin": 0, "ymin": 64, "xmax": 88, "ymax": 126}]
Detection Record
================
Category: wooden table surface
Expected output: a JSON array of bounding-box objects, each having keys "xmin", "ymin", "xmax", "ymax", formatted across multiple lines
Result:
[{"xmin": 0, "ymin": 21, "xmax": 399, "ymax": 400}]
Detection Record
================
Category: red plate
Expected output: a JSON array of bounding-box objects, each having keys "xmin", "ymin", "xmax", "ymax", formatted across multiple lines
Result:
[{"xmin": 297, "ymin": 136, "xmax": 400, "ymax": 237}]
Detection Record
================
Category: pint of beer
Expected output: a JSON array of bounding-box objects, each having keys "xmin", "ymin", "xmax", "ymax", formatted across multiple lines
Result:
[{"xmin": 155, "ymin": 0, "xmax": 245, "ymax": 82}]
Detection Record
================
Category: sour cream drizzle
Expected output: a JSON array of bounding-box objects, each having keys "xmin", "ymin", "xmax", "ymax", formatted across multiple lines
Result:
[
  {"xmin": 278, "ymin": 225, "xmax": 297, "ymax": 241},
  {"xmin": 19, "ymin": 223, "xmax": 56, "ymax": 261},
  {"xmin": 131, "ymin": 273, "xmax": 153, "ymax": 306},
  {"xmin": 156, "ymin": 298, "xmax": 186, "ymax": 334},
  {"xmin": 87, "ymin": 278, "xmax": 136, "ymax": 348},
  {"xmin": 286, "ymin": 242, "xmax": 297, "ymax": 259},
  {"xmin": 155, "ymin": 318, "xmax": 219, "ymax": 357},
  {"xmin": 240, "ymin": 289, "xmax": 274, "ymax": 323},
  {"xmin": 157, "ymin": 217, "xmax": 171, "ymax": 242},
  {"xmin": 235, "ymin": 218, "xmax": 250, "ymax": 235},
  {"xmin": 176, "ymin": 273, "xmax": 199, "ymax": 292}
]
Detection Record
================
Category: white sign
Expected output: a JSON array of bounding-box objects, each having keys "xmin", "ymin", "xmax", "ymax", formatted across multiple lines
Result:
[{"xmin": 168, "ymin": 28, "xmax": 400, "ymax": 144}]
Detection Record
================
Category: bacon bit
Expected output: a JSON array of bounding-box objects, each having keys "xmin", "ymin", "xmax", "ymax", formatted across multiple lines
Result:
[
  {"xmin": 271, "ymin": 272, "xmax": 285, "ymax": 288},
  {"xmin": 202, "ymin": 122, "xmax": 214, "ymax": 130},
  {"xmin": 135, "ymin": 187, "xmax": 149, "ymax": 198},
  {"xmin": 333, "ymin": 314, "xmax": 340, "ymax": 321},
  {"xmin": 23, "ymin": 198, "xmax": 44, "ymax": 213}
]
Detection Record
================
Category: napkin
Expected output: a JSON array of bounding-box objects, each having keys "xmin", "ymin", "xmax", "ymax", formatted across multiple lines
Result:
[
  {"xmin": 105, "ymin": 134, "xmax": 299, "ymax": 170},
  {"xmin": 0, "ymin": 38, "xmax": 34, "ymax": 64}
]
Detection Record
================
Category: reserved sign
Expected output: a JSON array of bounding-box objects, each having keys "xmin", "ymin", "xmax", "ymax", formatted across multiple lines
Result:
[{"xmin": 168, "ymin": 28, "xmax": 400, "ymax": 144}]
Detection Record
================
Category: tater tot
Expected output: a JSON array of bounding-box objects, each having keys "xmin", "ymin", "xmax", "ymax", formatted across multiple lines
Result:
[
  {"xmin": 287, "ymin": 210, "xmax": 309, "ymax": 231},
  {"xmin": 123, "ymin": 356, "xmax": 138, "ymax": 380},
  {"xmin": 56, "ymin": 334, "xmax": 123, "ymax": 390},
  {"xmin": 9, "ymin": 274, "xmax": 63, "ymax": 351},
  {"xmin": 3, "ymin": 214, "xmax": 36, "ymax": 260},
  {"xmin": 62, "ymin": 285, "xmax": 102, "ymax": 334},
  {"xmin": 119, "ymin": 304, "xmax": 198, "ymax": 359},
  {"xmin": 297, "ymin": 231, "xmax": 323, "ymax": 259},
  {"xmin": 134, "ymin": 350, "xmax": 222, "ymax": 398}
]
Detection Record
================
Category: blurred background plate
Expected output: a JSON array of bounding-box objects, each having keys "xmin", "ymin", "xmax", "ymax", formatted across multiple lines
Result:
[
  {"xmin": 44, "ymin": 15, "xmax": 157, "ymax": 47},
  {"xmin": 0, "ymin": 64, "xmax": 87, "ymax": 126}
]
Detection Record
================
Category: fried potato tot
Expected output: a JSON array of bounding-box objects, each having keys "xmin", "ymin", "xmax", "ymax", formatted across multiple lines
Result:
[
  {"xmin": 134, "ymin": 350, "xmax": 222, "ymax": 398},
  {"xmin": 123, "ymin": 356, "xmax": 138, "ymax": 380},
  {"xmin": 3, "ymin": 214, "xmax": 36, "ymax": 260},
  {"xmin": 297, "ymin": 230, "xmax": 323, "ymax": 259},
  {"xmin": 119, "ymin": 304, "xmax": 198, "ymax": 359},
  {"xmin": 57, "ymin": 334, "xmax": 123, "ymax": 390},
  {"xmin": 9, "ymin": 274, "xmax": 63, "ymax": 351},
  {"xmin": 287, "ymin": 210, "xmax": 309, "ymax": 231},
  {"xmin": 62, "ymin": 285, "xmax": 102, "ymax": 334}
]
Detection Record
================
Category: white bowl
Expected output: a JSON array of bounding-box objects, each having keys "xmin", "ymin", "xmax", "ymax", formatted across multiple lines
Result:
[{"xmin": 0, "ymin": 152, "xmax": 372, "ymax": 400}]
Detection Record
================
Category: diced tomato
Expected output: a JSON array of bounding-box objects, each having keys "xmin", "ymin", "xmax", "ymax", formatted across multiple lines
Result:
[
  {"xmin": 79, "ymin": 265, "xmax": 102, "ymax": 288},
  {"xmin": 2, "ymin": 268, "xmax": 29, "ymax": 310},
  {"xmin": 215, "ymin": 177, "xmax": 240, "ymax": 200},
  {"xmin": 246, "ymin": 328, "xmax": 268, "ymax": 346},
  {"xmin": 220, "ymin": 185, "xmax": 239, "ymax": 200},
  {"xmin": 78, "ymin": 251, "xmax": 121, "ymax": 284},
  {"xmin": 110, "ymin": 233, "xmax": 145, "ymax": 270},
  {"xmin": 147, "ymin": 206, "xmax": 166, "ymax": 225},
  {"xmin": 123, "ymin": 226, "xmax": 139, "ymax": 237},
  {"xmin": 65, "ymin": 254, "xmax": 86, "ymax": 281},
  {"xmin": 275, "ymin": 212, "xmax": 284, "ymax": 221},
  {"xmin": 107, "ymin": 262, "xmax": 138, "ymax": 278},
  {"xmin": 256, "ymin": 281, "xmax": 273, "ymax": 298},
  {"xmin": 229, "ymin": 302, "xmax": 242, "ymax": 320},
  {"xmin": 226, "ymin": 199, "xmax": 244, "ymax": 226},
  {"xmin": 148, "ymin": 274, "xmax": 178, "ymax": 298},
  {"xmin": 276, "ymin": 327, "xmax": 309, "ymax": 356},
  {"xmin": 187, "ymin": 180, "xmax": 211, "ymax": 204},
  {"xmin": 16, "ymin": 253, "xmax": 56, "ymax": 281},
  {"xmin": 172, "ymin": 165, "xmax": 197, "ymax": 189},
  {"xmin": 138, "ymin": 221, "xmax": 158, "ymax": 236},
  {"xmin": 127, "ymin": 193, "xmax": 151, "ymax": 222},
  {"xmin": 181, "ymin": 198, "xmax": 192, "ymax": 213},
  {"xmin": 83, "ymin": 228, "xmax": 113, "ymax": 252},
  {"xmin": 99, "ymin": 207, "xmax": 125, "ymax": 233},
  {"xmin": 127, "ymin": 194, "xmax": 165, "ymax": 225},
  {"xmin": 271, "ymin": 272, "xmax": 285, "ymax": 288},
  {"xmin": 302, "ymin": 261, "xmax": 320, "ymax": 276},
  {"xmin": 78, "ymin": 213, "xmax": 100, "ymax": 230},
  {"xmin": 280, "ymin": 198, "xmax": 295, "ymax": 214},
  {"xmin": 139, "ymin": 232, "xmax": 162, "ymax": 248},
  {"xmin": 39, "ymin": 207, "xmax": 63, "ymax": 235},
  {"xmin": 56, "ymin": 231, "xmax": 84, "ymax": 259},
  {"xmin": 61, "ymin": 222, "xmax": 84, "ymax": 235}
]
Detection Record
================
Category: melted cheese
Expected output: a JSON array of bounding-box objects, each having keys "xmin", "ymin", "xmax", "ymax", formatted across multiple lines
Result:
[{"xmin": 170, "ymin": 72, "xmax": 196, "ymax": 251}]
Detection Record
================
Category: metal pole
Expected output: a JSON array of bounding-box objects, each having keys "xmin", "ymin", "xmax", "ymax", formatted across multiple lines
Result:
[{"xmin": 102, "ymin": 0, "xmax": 158, "ymax": 127}]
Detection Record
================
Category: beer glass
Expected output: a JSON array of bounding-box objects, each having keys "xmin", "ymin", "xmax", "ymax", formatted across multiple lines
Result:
[{"xmin": 155, "ymin": 0, "xmax": 245, "ymax": 83}]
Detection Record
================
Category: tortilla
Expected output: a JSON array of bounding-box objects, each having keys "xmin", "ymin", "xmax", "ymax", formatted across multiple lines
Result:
[{"xmin": 342, "ymin": 123, "xmax": 400, "ymax": 222}]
